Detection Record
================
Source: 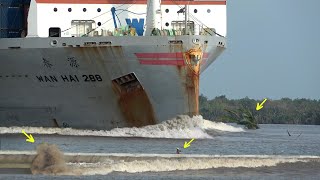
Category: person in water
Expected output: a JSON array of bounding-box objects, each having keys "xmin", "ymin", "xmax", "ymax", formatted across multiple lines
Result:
[{"xmin": 176, "ymin": 148, "xmax": 181, "ymax": 154}]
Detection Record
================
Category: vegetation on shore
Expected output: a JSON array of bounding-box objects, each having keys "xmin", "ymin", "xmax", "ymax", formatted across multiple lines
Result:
[
  {"xmin": 223, "ymin": 106, "xmax": 259, "ymax": 129},
  {"xmin": 199, "ymin": 95, "xmax": 320, "ymax": 125}
]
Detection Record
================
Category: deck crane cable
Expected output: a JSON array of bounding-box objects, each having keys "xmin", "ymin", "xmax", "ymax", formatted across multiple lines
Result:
[
  {"xmin": 58, "ymin": 3, "xmax": 130, "ymax": 35},
  {"xmin": 168, "ymin": 0, "xmax": 224, "ymax": 37},
  {"xmin": 117, "ymin": 9, "xmax": 146, "ymax": 15},
  {"xmin": 113, "ymin": 7, "xmax": 147, "ymax": 29},
  {"xmin": 168, "ymin": 1, "xmax": 203, "ymax": 30},
  {"xmin": 187, "ymin": 8, "xmax": 224, "ymax": 37},
  {"xmin": 84, "ymin": 2, "xmax": 137, "ymax": 36},
  {"xmin": 113, "ymin": 8, "xmax": 146, "ymax": 28}
]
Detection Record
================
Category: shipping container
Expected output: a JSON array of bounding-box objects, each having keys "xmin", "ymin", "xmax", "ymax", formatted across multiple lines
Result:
[{"xmin": 0, "ymin": 0, "xmax": 31, "ymax": 38}]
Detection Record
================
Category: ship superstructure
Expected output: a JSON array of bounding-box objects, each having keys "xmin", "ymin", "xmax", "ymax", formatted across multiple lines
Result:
[{"xmin": 0, "ymin": 0, "xmax": 226, "ymax": 129}]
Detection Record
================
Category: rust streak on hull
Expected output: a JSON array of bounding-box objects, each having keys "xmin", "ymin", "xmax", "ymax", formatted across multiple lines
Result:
[
  {"xmin": 181, "ymin": 46, "xmax": 203, "ymax": 116},
  {"xmin": 112, "ymin": 73, "xmax": 157, "ymax": 127},
  {"xmin": 185, "ymin": 71, "xmax": 199, "ymax": 116},
  {"xmin": 118, "ymin": 88, "xmax": 157, "ymax": 127}
]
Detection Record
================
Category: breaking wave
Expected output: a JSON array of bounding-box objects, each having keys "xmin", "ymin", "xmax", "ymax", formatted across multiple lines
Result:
[
  {"xmin": 75, "ymin": 157, "xmax": 306, "ymax": 176},
  {"xmin": 31, "ymin": 143, "xmax": 68, "ymax": 175},
  {"xmin": 27, "ymin": 144, "xmax": 313, "ymax": 176},
  {"xmin": 0, "ymin": 115, "xmax": 243, "ymax": 139}
]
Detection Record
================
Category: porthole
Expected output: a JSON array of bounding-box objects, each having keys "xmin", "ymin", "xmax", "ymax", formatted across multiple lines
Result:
[
  {"xmin": 53, "ymin": 7, "xmax": 57, "ymax": 12},
  {"xmin": 83, "ymin": 8, "xmax": 87, "ymax": 12},
  {"xmin": 165, "ymin": 22, "xmax": 169, "ymax": 26},
  {"xmin": 97, "ymin": 8, "xmax": 101, "ymax": 12},
  {"xmin": 194, "ymin": 9, "xmax": 197, "ymax": 13},
  {"xmin": 68, "ymin": 8, "xmax": 72, "ymax": 12},
  {"xmin": 207, "ymin": 9, "xmax": 211, "ymax": 13},
  {"xmin": 97, "ymin": 22, "xmax": 101, "ymax": 26},
  {"xmin": 165, "ymin": 9, "xmax": 169, "ymax": 13}
]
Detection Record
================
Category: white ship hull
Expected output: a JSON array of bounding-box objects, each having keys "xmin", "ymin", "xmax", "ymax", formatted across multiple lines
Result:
[{"xmin": 0, "ymin": 35, "xmax": 225, "ymax": 129}]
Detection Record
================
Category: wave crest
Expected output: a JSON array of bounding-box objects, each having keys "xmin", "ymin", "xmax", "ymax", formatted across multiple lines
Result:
[{"xmin": 0, "ymin": 115, "xmax": 243, "ymax": 139}]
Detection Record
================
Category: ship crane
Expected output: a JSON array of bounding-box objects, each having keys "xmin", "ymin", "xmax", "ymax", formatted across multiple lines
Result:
[{"xmin": 111, "ymin": 7, "xmax": 120, "ymax": 29}]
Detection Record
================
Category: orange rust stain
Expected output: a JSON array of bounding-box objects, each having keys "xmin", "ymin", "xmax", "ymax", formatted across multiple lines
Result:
[
  {"xmin": 180, "ymin": 47, "xmax": 203, "ymax": 116},
  {"xmin": 112, "ymin": 81, "xmax": 157, "ymax": 127},
  {"xmin": 176, "ymin": 65, "xmax": 199, "ymax": 116},
  {"xmin": 186, "ymin": 70, "xmax": 199, "ymax": 116}
]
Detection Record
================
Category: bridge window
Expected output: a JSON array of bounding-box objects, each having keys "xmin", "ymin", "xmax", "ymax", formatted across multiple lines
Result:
[
  {"xmin": 49, "ymin": 27, "xmax": 61, "ymax": 37},
  {"xmin": 71, "ymin": 20, "xmax": 96, "ymax": 37},
  {"xmin": 171, "ymin": 21, "xmax": 194, "ymax": 35}
]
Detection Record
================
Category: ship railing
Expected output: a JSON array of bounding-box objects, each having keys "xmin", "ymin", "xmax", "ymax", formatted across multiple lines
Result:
[
  {"xmin": 199, "ymin": 28, "xmax": 217, "ymax": 36},
  {"xmin": 73, "ymin": 26, "xmax": 218, "ymax": 37},
  {"xmin": 149, "ymin": 27, "xmax": 217, "ymax": 36},
  {"xmin": 72, "ymin": 25, "xmax": 137, "ymax": 37}
]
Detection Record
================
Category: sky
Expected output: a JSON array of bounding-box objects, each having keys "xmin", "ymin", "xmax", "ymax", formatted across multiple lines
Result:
[{"xmin": 200, "ymin": 0, "xmax": 320, "ymax": 100}]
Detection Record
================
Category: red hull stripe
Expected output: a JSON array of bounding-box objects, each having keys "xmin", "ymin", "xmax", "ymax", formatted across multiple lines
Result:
[
  {"xmin": 136, "ymin": 53, "xmax": 183, "ymax": 58},
  {"xmin": 139, "ymin": 60, "xmax": 185, "ymax": 65},
  {"xmin": 139, "ymin": 58, "xmax": 208, "ymax": 65},
  {"xmin": 35, "ymin": 0, "xmax": 226, "ymax": 5},
  {"xmin": 135, "ymin": 53, "xmax": 209, "ymax": 58}
]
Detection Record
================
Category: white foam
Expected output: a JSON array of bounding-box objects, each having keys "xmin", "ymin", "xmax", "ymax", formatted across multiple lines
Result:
[
  {"xmin": 1, "ymin": 151, "xmax": 318, "ymax": 176},
  {"xmin": 190, "ymin": 115, "xmax": 244, "ymax": 132},
  {"xmin": 0, "ymin": 115, "xmax": 243, "ymax": 139},
  {"xmin": 70, "ymin": 156, "xmax": 309, "ymax": 175}
]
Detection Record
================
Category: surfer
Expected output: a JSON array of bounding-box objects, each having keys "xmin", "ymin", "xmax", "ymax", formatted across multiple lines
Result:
[{"xmin": 176, "ymin": 148, "xmax": 181, "ymax": 154}]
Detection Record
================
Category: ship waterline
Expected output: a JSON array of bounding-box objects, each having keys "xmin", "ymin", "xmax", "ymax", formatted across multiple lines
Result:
[{"xmin": 0, "ymin": 35, "xmax": 226, "ymax": 129}]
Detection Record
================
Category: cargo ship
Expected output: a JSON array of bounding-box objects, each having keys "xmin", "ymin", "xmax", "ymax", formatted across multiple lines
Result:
[{"xmin": 0, "ymin": 0, "xmax": 226, "ymax": 130}]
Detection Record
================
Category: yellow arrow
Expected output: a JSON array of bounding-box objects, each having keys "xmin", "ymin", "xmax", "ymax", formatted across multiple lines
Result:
[
  {"xmin": 183, "ymin": 138, "xmax": 195, "ymax": 149},
  {"xmin": 256, "ymin": 98, "xmax": 267, "ymax": 111},
  {"xmin": 21, "ymin": 130, "xmax": 35, "ymax": 143}
]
